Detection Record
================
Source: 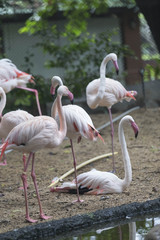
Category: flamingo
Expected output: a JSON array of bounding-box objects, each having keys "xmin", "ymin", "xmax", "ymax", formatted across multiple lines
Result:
[
  {"xmin": 0, "ymin": 85, "xmax": 73, "ymax": 223},
  {"xmin": 0, "ymin": 58, "xmax": 42, "ymax": 115},
  {"xmin": 50, "ymin": 115, "xmax": 139, "ymax": 195},
  {"xmin": 50, "ymin": 76, "xmax": 104, "ymax": 202},
  {"xmin": 0, "ymin": 87, "xmax": 34, "ymax": 166},
  {"xmin": 86, "ymin": 53, "xmax": 137, "ymax": 172}
]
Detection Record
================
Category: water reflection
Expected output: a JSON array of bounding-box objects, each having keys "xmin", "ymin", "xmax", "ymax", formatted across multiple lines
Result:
[
  {"xmin": 47, "ymin": 215, "xmax": 160, "ymax": 240},
  {"xmin": 145, "ymin": 224, "xmax": 160, "ymax": 240}
]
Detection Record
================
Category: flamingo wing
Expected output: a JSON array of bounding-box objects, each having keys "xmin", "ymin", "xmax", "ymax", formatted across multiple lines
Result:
[
  {"xmin": 86, "ymin": 78, "xmax": 136, "ymax": 109},
  {"xmin": 50, "ymin": 169, "xmax": 121, "ymax": 195},
  {"xmin": 1, "ymin": 116, "xmax": 58, "ymax": 153},
  {"xmin": 54, "ymin": 104, "xmax": 102, "ymax": 141}
]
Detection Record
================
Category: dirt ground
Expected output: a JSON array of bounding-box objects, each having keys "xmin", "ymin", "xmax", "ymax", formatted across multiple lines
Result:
[{"xmin": 0, "ymin": 107, "xmax": 160, "ymax": 234}]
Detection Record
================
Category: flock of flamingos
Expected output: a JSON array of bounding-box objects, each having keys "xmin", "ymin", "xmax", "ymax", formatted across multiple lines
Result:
[{"xmin": 0, "ymin": 53, "xmax": 138, "ymax": 223}]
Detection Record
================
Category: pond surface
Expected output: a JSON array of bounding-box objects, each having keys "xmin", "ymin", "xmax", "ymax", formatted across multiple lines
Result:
[{"xmin": 47, "ymin": 214, "xmax": 160, "ymax": 240}]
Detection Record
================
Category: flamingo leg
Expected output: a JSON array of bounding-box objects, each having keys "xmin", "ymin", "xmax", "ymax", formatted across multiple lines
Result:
[
  {"xmin": 70, "ymin": 139, "xmax": 83, "ymax": 203},
  {"xmin": 0, "ymin": 153, "xmax": 7, "ymax": 166},
  {"xmin": 108, "ymin": 107, "xmax": 115, "ymax": 173},
  {"xmin": 19, "ymin": 154, "xmax": 28, "ymax": 190},
  {"xmin": 31, "ymin": 153, "xmax": 51, "ymax": 220},
  {"xmin": 16, "ymin": 86, "xmax": 42, "ymax": 116},
  {"xmin": 21, "ymin": 152, "xmax": 37, "ymax": 223}
]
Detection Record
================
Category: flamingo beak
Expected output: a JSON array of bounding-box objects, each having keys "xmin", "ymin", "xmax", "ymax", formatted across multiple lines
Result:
[
  {"xmin": 131, "ymin": 121, "xmax": 139, "ymax": 138},
  {"xmin": 68, "ymin": 91, "xmax": 74, "ymax": 104},
  {"xmin": 50, "ymin": 85, "xmax": 56, "ymax": 96},
  {"xmin": 113, "ymin": 60, "xmax": 119, "ymax": 75}
]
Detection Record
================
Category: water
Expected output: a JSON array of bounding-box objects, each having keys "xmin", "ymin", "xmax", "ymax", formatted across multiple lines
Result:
[{"xmin": 46, "ymin": 214, "xmax": 160, "ymax": 240}]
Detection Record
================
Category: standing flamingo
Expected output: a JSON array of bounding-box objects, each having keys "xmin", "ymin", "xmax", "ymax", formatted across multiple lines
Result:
[
  {"xmin": 0, "ymin": 85, "xmax": 73, "ymax": 223},
  {"xmin": 50, "ymin": 76, "xmax": 104, "ymax": 202},
  {"xmin": 50, "ymin": 115, "xmax": 139, "ymax": 195},
  {"xmin": 0, "ymin": 58, "xmax": 42, "ymax": 115},
  {"xmin": 0, "ymin": 87, "xmax": 34, "ymax": 166},
  {"xmin": 86, "ymin": 53, "xmax": 137, "ymax": 172}
]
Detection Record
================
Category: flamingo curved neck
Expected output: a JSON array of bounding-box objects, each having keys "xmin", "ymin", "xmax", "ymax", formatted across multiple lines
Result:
[
  {"xmin": 55, "ymin": 94, "xmax": 67, "ymax": 140},
  {"xmin": 51, "ymin": 99, "xmax": 57, "ymax": 119},
  {"xmin": 119, "ymin": 119, "xmax": 132, "ymax": 189},
  {"xmin": 89, "ymin": 54, "xmax": 112, "ymax": 109},
  {"xmin": 0, "ymin": 89, "xmax": 6, "ymax": 116},
  {"xmin": 51, "ymin": 77, "xmax": 63, "ymax": 88}
]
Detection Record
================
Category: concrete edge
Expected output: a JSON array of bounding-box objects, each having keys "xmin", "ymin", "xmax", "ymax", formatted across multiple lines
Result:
[{"xmin": 0, "ymin": 198, "xmax": 160, "ymax": 240}]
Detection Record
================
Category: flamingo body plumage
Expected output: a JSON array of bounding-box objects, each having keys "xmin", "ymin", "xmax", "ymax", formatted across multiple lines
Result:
[
  {"xmin": 50, "ymin": 76, "xmax": 103, "ymax": 202},
  {"xmin": 50, "ymin": 115, "xmax": 139, "ymax": 195},
  {"xmin": 0, "ymin": 58, "xmax": 42, "ymax": 115},
  {"xmin": 0, "ymin": 87, "xmax": 34, "ymax": 165},
  {"xmin": 0, "ymin": 110, "xmax": 33, "ymax": 139},
  {"xmin": 86, "ymin": 78, "xmax": 136, "ymax": 109},
  {"xmin": 54, "ymin": 104, "xmax": 102, "ymax": 142},
  {"xmin": 0, "ymin": 59, "xmax": 34, "ymax": 92},
  {"xmin": 86, "ymin": 53, "xmax": 137, "ymax": 172},
  {"xmin": 0, "ymin": 85, "xmax": 73, "ymax": 222},
  {"xmin": 51, "ymin": 76, "xmax": 102, "ymax": 142}
]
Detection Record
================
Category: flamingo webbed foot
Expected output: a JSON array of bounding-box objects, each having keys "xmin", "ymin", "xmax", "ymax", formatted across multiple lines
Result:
[
  {"xmin": 72, "ymin": 199, "xmax": 84, "ymax": 203},
  {"xmin": 26, "ymin": 217, "xmax": 38, "ymax": 223},
  {"xmin": 0, "ymin": 159, "xmax": 7, "ymax": 166},
  {"xmin": 18, "ymin": 184, "xmax": 29, "ymax": 190},
  {"xmin": 40, "ymin": 214, "xmax": 52, "ymax": 220}
]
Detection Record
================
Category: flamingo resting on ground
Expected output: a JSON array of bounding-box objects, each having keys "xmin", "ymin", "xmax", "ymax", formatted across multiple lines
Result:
[
  {"xmin": 50, "ymin": 115, "xmax": 139, "ymax": 195},
  {"xmin": 86, "ymin": 53, "xmax": 137, "ymax": 172},
  {"xmin": 0, "ymin": 85, "xmax": 73, "ymax": 223},
  {"xmin": 0, "ymin": 87, "xmax": 34, "ymax": 166},
  {"xmin": 50, "ymin": 76, "xmax": 104, "ymax": 202},
  {"xmin": 0, "ymin": 58, "xmax": 42, "ymax": 115}
]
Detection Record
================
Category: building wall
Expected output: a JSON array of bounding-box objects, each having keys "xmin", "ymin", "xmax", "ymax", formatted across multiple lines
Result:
[
  {"xmin": 120, "ymin": 9, "xmax": 143, "ymax": 84},
  {"xmin": 2, "ymin": 15, "xmax": 122, "ymax": 80}
]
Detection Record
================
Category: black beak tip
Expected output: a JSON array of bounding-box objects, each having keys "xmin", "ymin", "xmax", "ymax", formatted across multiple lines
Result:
[
  {"xmin": 135, "ymin": 132, "xmax": 138, "ymax": 138},
  {"xmin": 71, "ymin": 100, "xmax": 74, "ymax": 104},
  {"xmin": 116, "ymin": 70, "xmax": 119, "ymax": 75}
]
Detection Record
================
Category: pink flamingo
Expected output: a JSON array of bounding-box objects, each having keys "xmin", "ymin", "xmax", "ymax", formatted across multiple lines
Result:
[
  {"xmin": 0, "ymin": 58, "xmax": 42, "ymax": 115},
  {"xmin": 0, "ymin": 85, "xmax": 73, "ymax": 223},
  {"xmin": 50, "ymin": 76, "xmax": 104, "ymax": 202},
  {"xmin": 50, "ymin": 115, "xmax": 139, "ymax": 195},
  {"xmin": 86, "ymin": 53, "xmax": 137, "ymax": 172},
  {"xmin": 0, "ymin": 87, "xmax": 34, "ymax": 166}
]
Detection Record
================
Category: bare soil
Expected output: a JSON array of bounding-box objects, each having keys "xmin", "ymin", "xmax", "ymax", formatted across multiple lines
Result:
[{"xmin": 0, "ymin": 107, "xmax": 160, "ymax": 234}]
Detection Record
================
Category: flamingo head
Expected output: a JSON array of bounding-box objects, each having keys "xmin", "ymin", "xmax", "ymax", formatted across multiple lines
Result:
[
  {"xmin": 50, "ymin": 76, "xmax": 63, "ymax": 96},
  {"xmin": 121, "ymin": 115, "xmax": 139, "ymax": 138},
  {"xmin": 108, "ymin": 53, "xmax": 119, "ymax": 75},
  {"xmin": 128, "ymin": 90, "xmax": 137, "ymax": 97},
  {"xmin": 57, "ymin": 85, "xmax": 74, "ymax": 104}
]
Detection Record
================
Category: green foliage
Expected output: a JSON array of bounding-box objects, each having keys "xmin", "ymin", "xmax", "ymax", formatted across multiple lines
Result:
[
  {"xmin": 4, "ymin": 51, "xmax": 51, "ymax": 115},
  {"xmin": 43, "ymin": 28, "xmax": 133, "ymax": 97},
  {"xmin": 19, "ymin": 0, "xmax": 109, "ymax": 38},
  {"xmin": 5, "ymin": 75, "xmax": 51, "ymax": 115},
  {"xmin": 17, "ymin": 0, "xmax": 135, "ymax": 104},
  {"xmin": 143, "ymin": 58, "xmax": 160, "ymax": 81}
]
